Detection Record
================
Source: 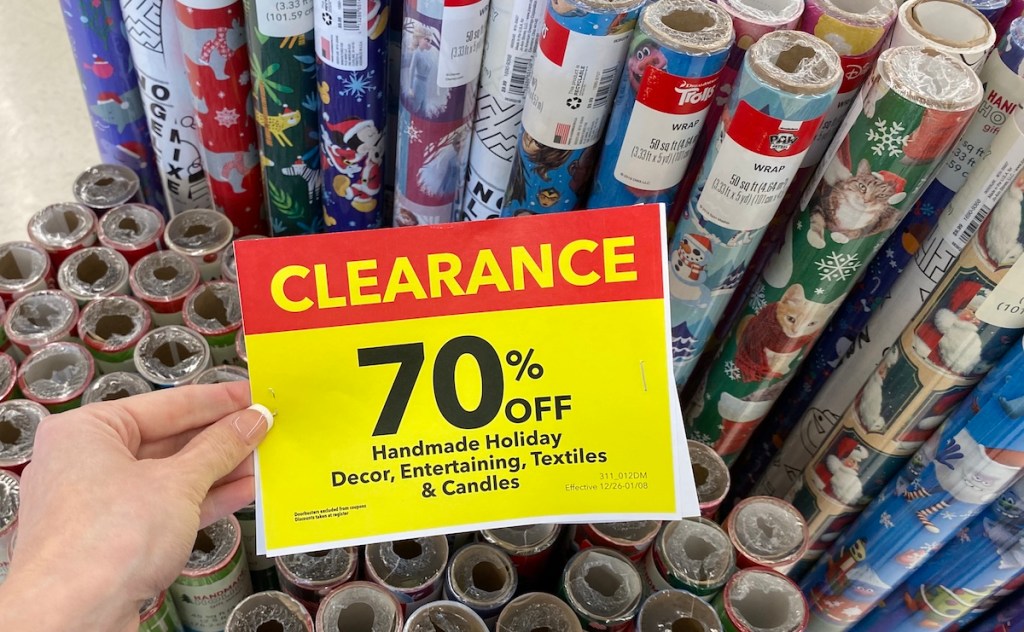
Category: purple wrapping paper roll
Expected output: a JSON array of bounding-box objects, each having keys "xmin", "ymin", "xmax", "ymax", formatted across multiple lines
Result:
[
  {"xmin": 799, "ymin": 340, "xmax": 1024, "ymax": 632},
  {"xmin": 62, "ymin": 0, "xmax": 167, "ymax": 212},
  {"xmin": 853, "ymin": 477, "xmax": 1024, "ymax": 631},
  {"xmin": 973, "ymin": 587, "xmax": 1024, "ymax": 631},
  {"xmin": 316, "ymin": 0, "xmax": 391, "ymax": 231}
]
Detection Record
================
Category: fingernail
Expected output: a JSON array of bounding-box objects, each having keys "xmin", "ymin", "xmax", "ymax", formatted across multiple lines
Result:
[{"xmin": 233, "ymin": 404, "xmax": 273, "ymax": 442}]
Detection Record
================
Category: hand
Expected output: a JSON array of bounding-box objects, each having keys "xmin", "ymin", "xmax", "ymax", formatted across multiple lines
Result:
[{"xmin": 0, "ymin": 382, "xmax": 271, "ymax": 632}]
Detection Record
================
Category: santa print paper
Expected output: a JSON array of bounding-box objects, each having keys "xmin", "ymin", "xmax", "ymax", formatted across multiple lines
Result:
[
  {"xmin": 799, "ymin": 340, "xmax": 1024, "ymax": 631},
  {"xmin": 175, "ymin": 0, "xmax": 267, "ymax": 235},
  {"xmin": 683, "ymin": 61, "xmax": 978, "ymax": 466}
]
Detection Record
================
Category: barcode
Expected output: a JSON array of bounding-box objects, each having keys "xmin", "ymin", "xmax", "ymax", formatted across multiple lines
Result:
[
  {"xmin": 955, "ymin": 210, "xmax": 987, "ymax": 248},
  {"xmin": 505, "ymin": 56, "xmax": 531, "ymax": 98},
  {"xmin": 592, "ymin": 67, "xmax": 617, "ymax": 110},
  {"xmin": 342, "ymin": 0, "xmax": 361, "ymax": 31}
]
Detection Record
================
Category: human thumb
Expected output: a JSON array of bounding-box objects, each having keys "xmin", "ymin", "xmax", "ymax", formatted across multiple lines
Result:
[{"xmin": 174, "ymin": 404, "xmax": 273, "ymax": 492}]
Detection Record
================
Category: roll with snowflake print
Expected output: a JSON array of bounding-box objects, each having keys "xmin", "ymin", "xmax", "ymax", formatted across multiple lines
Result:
[
  {"xmin": 748, "ymin": 103, "xmax": 1024, "ymax": 505},
  {"xmin": 392, "ymin": 0, "xmax": 489, "ymax": 227},
  {"xmin": 664, "ymin": 0, "xmax": 803, "ymax": 233},
  {"xmin": 458, "ymin": 0, "xmax": 545, "ymax": 220},
  {"xmin": 61, "ymin": 0, "xmax": 167, "ymax": 212},
  {"xmin": 681, "ymin": 46, "xmax": 982, "ymax": 466},
  {"xmin": 498, "ymin": 0, "xmax": 645, "ymax": 217},
  {"xmin": 174, "ymin": 0, "xmax": 266, "ymax": 235},
  {"xmin": 120, "ymin": 0, "xmax": 212, "ymax": 213},
  {"xmin": 788, "ymin": 198, "xmax": 1024, "ymax": 574},
  {"xmin": 242, "ymin": 0, "xmax": 321, "ymax": 236},
  {"xmin": 316, "ymin": 0, "xmax": 391, "ymax": 231},
  {"xmin": 666, "ymin": 30, "xmax": 841, "ymax": 388},
  {"xmin": 854, "ymin": 477, "xmax": 1024, "ymax": 632},
  {"xmin": 798, "ymin": 339, "xmax": 1024, "ymax": 632},
  {"xmin": 586, "ymin": 0, "xmax": 734, "ymax": 209},
  {"xmin": 889, "ymin": 0, "xmax": 997, "ymax": 73}
]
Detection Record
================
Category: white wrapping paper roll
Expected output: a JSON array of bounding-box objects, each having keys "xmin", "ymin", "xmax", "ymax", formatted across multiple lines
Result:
[{"xmin": 888, "ymin": 0, "xmax": 996, "ymax": 71}]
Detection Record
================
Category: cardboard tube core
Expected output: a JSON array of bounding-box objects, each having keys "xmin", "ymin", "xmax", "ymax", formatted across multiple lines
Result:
[
  {"xmin": 45, "ymin": 211, "xmax": 82, "ymax": 237},
  {"xmin": 337, "ymin": 602, "xmax": 377, "ymax": 632},
  {"xmin": 0, "ymin": 250, "xmax": 35, "ymax": 282},
  {"xmin": 117, "ymin": 216, "xmax": 141, "ymax": 235},
  {"xmin": 393, "ymin": 539, "xmax": 423, "ymax": 560},
  {"xmin": 155, "ymin": 341, "xmax": 195, "ymax": 368},
  {"xmin": 774, "ymin": 45, "xmax": 816, "ymax": 74},
  {"xmin": 184, "ymin": 223, "xmax": 212, "ymax": 239},
  {"xmin": 691, "ymin": 463, "xmax": 709, "ymax": 486},
  {"xmin": 195, "ymin": 289, "xmax": 231, "ymax": 327},
  {"xmin": 584, "ymin": 565, "xmax": 622, "ymax": 597},
  {"xmin": 194, "ymin": 530, "xmax": 216, "ymax": 554},
  {"xmin": 683, "ymin": 534, "xmax": 715, "ymax": 560},
  {"xmin": 661, "ymin": 8, "xmax": 715, "ymax": 31},
  {"xmin": 0, "ymin": 420, "xmax": 20, "ymax": 445},
  {"xmin": 471, "ymin": 560, "xmax": 506, "ymax": 592},
  {"xmin": 672, "ymin": 620, "xmax": 704, "ymax": 632},
  {"xmin": 733, "ymin": 588, "xmax": 787, "ymax": 629},
  {"xmin": 75, "ymin": 252, "xmax": 110, "ymax": 285},
  {"xmin": 153, "ymin": 265, "xmax": 179, "ymax": 282},
  {"xmin": 257, "ymin": 622, "xmax": 285, "ymax": 632},
  {"xmin": 95, "ymin": 177, "xmax": 115, "ymax": 187},
  {"xmin": 95, "ymin": 314, "xmax": 134, "ymax": 340}
]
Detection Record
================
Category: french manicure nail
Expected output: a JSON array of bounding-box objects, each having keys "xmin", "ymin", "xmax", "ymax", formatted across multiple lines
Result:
[{"xmin": 234, "ymin": 404, "xmax": 273, "ymax": 441}]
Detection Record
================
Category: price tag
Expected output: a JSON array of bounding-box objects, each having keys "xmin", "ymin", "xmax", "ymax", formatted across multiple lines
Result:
[{"xmin": 236, "ymin": 205, "xmax": 696, "ymax": 555}]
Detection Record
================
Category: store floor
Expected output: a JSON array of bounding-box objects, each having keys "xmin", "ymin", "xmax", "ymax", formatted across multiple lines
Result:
[{"xmin": 0, "ymin": 2, "xmax": 98, "ymax": 243}]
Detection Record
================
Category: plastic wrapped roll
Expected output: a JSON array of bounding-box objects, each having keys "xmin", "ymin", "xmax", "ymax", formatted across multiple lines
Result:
[
  {"xmin": 275, "ymin": 547, "xmax": 359, "ymax": 615},
  {"xmin": 129, "ymin": 251, "xmax": 202, "ymax": 326},
  {"xmin": 139, "ymin": 592, "xmax": 185, "ymax": 632},
  {"xmin": 668, "ymin": 30, "xmax": 841, "ymax": 386},
  {"xmin": 997, "ymin": 0, "xmax": 1024, "ymax": 38},
  {"xmin": 0, "ymin": 471, "xmax": 17, "ymax": 586},
  {"xmin": 174, "ymin": 0, "xmax": 266, "ymax": 235},
  {"xmin": 724, "ymin": 496, "xmax": 807, "ymax": 573},
  {"xmin": 97, "ymin": 203, "xmax": 165, "ymax": 265},
  {"xmin": 499, "ymin": 0, "xmax": 645, "ymax": 216},
  {"xmin": 714, "ymin": 568, "xmax": 808, "ymax": 632},
  {"xmin": 682, "ymin": 47, "xmax": 983, "ymax": 465},
  {"xmin": 642, "ymin": 518, "xmax": 736, "ymax": 597},
  {"xmin": 120, "ymin": 0, "xmax": 212, "ymax": 213},
  {"xmin": 404, "ymin": 601, "xmax": 488, "ymax": 632},
  {"xmin": 479, "ymin": 524, "xmax": 561, "ymax": 585},
  {"xmin": 637, "ymin": 590, "xmax": 721, "ymax": 632},
  {"xmin": 134, "ymin": 325, "xmax": 212, "ymax": 387},
  {"xmin": 182, "ymin": 281, "xmax": 242, "ymax": 365},
  {"xmin": 170, "ymin": 517, "xmax": 253, "ymax": 632},
  {"xmin": 73, "ymin": 164, "xmax": 143, "ymax": 212},
  {"xmin": 79, "ymin": 296, "xmax": 153, "ymax": 374},
  {"xmin": 571, "ymin": 521, "xmax": 661, "ymax": 562},
  {"xmin": 496, "ymin": 593, "xmax": 583, "ymax": 632},
  {"xmin": 225, "ymin": 591, "xmax": 313, "ymax": 632},
  {"xmin": 18, "ymin": 342, "xmax": 95, "ymax": 413},
  {"xmin": 193, "ymin": 364, "xmax": 249, "ymax": 383},
  {"xmin": 799, "ymin": 340, "xmax": 1024, "ymax": 631},
  {"xmin": 27, "ymin": 203, "xmax": 98, "ymax": 269},
  {"xmin": 788, "ymin": 158, "xmax": 1024, "ymax": 574},
  {"xmin": 392, "ymin": 0, "xmax": 489, "ymax": 226},
  {"xmin": 587, "ymin": 0, "xmax": 734, "ymax": 209},
  {"xmin": 316, "ymin": 0, "xmax": 391, "ymax": 231},
  {"xmin": 234, "ymin": 503, "xmax": 280, "ymax": 592},
  {"xmin": 460, "ymin": 0, "xmax": 545, "ymax": 220},
  {"xmin": 443, "ymin": 543, "xmax": 518, "ymax": 625},
  {"xmin": 665, "ymin": 0, "xmax": 803, "ymax": 231},
  {"xmin": 560, "ymin": 548, "xmax": 643, "ymax": 632},
  {"xmin": 0, "ymin": 401, "xmax": 49, "ymax": 475},
  {"xmin": 856, "ymin": 477, "xmax": 1024, "ymax": 631},
  {"xmin": 889, "ymin": 0, "xmax": 997, "ymax": 72},
  {"xmin": 689, "ymin": 440, "xmax": 731, "ymax": 518},
  {"xmin": 365, "ymin": 537, "xmax": 450, "ymax": 615},
  {"xmin": 316, "ymin": 581, "xmax": 406, "ymax": 632},
  {"xmin": 164, "ymin": 209, "xmax": 235, "ymax": 280},
  {"xmin": 4, "ymin": 290, "xmax": 80, "ymax": 359},
  {"xmin": 0, "ymin": 357, "xmax": 19, "ymax": 405},
  {"xmin": 0, "ymin": 243, "xmax": 52, "ymax": 308},
  {"xmin": 970, "ymin": 0, "xmax": 1012, "ymax": 22},
  {"xmin": 60, "ymin": 0, "xmax": 167, "ymax": 211},
  {"xmin": 82, "ymin": 372, "xmax": 154, "ymax": 404},
  {"xmin": 56, "ymin": 247, "xmax": 131, "ymax": 305},
  {"xmin": 243, "ymin": 0, "xmax": 322, "ymax": 236},
  {"xmin": 751, "ymin": 103, "xmax": 1024, "ymax": 503}
]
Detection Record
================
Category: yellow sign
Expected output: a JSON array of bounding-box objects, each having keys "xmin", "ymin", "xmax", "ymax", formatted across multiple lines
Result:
[{"xmin": 236, "ymin": 206, "xmax": 696, "ymax": 555}]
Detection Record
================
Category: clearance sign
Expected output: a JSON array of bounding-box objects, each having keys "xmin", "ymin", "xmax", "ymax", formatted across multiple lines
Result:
[{"xmin": 235, "ymin": 205, "xmax": 696, "ymax": 555}]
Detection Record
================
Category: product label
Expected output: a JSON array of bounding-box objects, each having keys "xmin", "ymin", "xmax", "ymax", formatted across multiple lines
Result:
[
  {"xmin": 934, "ymin": 55, "xmax": 1022, "ymax": 193},
  {"xmin": 613, "ymin": 67, "xmax": 719, "ymax": 191},
  {"xmin": 522, "ymin": 9, "xmax": 631, "ymax": 149},
  {"xmin": 979, "ymin": 258, "xmax": 1024, "ymax": 328},
  {"xmin": 438, "ymin": 0, "xmax": 488, "ymax": 87},
  {"xmin": 642, "ymin": 548, "xmax": 674, "ymax": 592},
  {"xmin": 316, "ymin": 0, "xmax": 368, "ymax": 71},
  {"xmin": 254, "ymin": 0, "xmax": 314, "ymax": 37},
  {"xmin": 171, "ymin": 554, "xmax": 252, "ymax": 632},
  {"xmin": 698, "ymin": 101, "xmax": 822, "ymax": 231},
  {"xmin": 499, "ymin": 0, "xmax": 543, "ymax": 102}
]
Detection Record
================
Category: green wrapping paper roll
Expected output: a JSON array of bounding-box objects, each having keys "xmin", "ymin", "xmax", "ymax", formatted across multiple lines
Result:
[
  {"xmin": 683, "ymin": 46, "xmax": 983, "ymax": 465},
  {"xmin": 243, "ymin": 0, "xmax": 323, "ymax": 236}
]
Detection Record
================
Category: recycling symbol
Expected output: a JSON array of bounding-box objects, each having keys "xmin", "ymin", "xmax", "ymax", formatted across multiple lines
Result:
[
  {"xmin": 322, "ymin": 12, "xmax": 333, "ymax": 25},
  {"xmin": 566, "ymin": 97, "xmax": 582, "ymax": 109}
]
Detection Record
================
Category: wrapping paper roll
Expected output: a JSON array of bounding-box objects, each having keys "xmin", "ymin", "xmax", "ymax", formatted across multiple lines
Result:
[
  {"xmin": 799, "ymin": 340, "xmax": 1024, "ymax": 632},
  {"xmin": 316, "ymin": 0, "xmax": 391, "ymax": 230},
  {"xmin": 499, "ymin": 0, "xmax": 646, "ymax": 216},
  {"xmin": 666, "ymin": 0, "xmax": 803, "ymax": 231},
  {"xmin": 243, "ymin": 0, "xmax": 322, "ymax": 236},
  {"xmin": 788, "ymin": 192, "xmax": 1024, "ymax": 574},
  {"xmin": 889, "ymin": 0, "xmax": 997, "ymax": 72},
  {"xmin": 737, "ymin": 28, "xmax": 1024, "ymax": 503},
  {"xmin": 973, "ymin": 588, "xmax": 1024, "ymax": 631},
  {"xmin": 682, "ymin": 47, "xmax": 982, "ymax": 464},
  {"xmin": 587, "ymin": 0, "xmax": 734, "ymax": 209},
  {"xmin": 854, "ymin": 477, "xmax": 1024, "ymax": 631},
  {"xmin": 174, "ymin": 0, "xmax": 266, "ymax": 236},
  {"xmin": 61, "ymin": 0, "xmax": 167, "ymax": 211},
  {"xmin": 383, "ymin": 1, "xmax": 403, "ymax": 222},
  {"xmin": 997, "ymin": 0, "xmax": 1024, "ymax": 38},
  {"xmin": 668, "ymin": 31, "xmax": 841, "ymax": 387},
  {"xmin": 120, "ymin": 0, "xmax": 212, "ymax": 213},
  {"xmin": 459, "ymin": 0, "xmax": 545, "ymax": 220},
  {"xmin": 970, "ymin": 0, "xmax": 1011, "ymax": 23},
  {"xmin": 392, "ymin": 0, "xmax": 489, "ymax": 226}
]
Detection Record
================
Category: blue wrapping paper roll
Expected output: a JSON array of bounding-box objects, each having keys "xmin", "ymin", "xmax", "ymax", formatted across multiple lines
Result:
[
  {"xmin": 499, "ymin": 0, "xmax": 645, "ymax": 216},
  {"xmin": 853, "ymin": 477, "xmax": 1024, "ymax": 631},
  {"xmin": 61, "ymin": 0, "xmax": 167, "ymax": 212},
  {"xmin": 316, "ymin": 0, "xmax": 392, "ymax": 231},
  {"xmin": 666, "ymin": 30, "xmax": 841, "ymax": 387},
  {"xmin": 800, "ymin": 340, "xmax": 1024, "ymax": 632},
  {"xmin": 587, "ymin": 0, "xmax": 733, "ymax": 209}
]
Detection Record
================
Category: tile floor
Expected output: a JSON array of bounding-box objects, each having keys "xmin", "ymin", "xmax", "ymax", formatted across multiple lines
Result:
[{"xmin": 0, "ymin": 3, "xmax": 98, "ymax": 242}]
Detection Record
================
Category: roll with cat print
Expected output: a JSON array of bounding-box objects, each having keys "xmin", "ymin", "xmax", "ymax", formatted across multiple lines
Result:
[
  {"xmin": 499, "ymin": 0, "xmax": 646, "ymax": 216},
  {"xmin": 855, "ymin": 477, "xmax": 1024, "ymax": 631},
  {"xmin": 586, "ymin": 0, "xmax": 735, "ymax": 209},
  {"xmin": 681, "ymin": 46, "xmax": 982, "ymax": 466},
  {"xmin": 392, "ymin": 0, "xmax": 490, "ymax": 226},
  {"xmin": 665, "ymin": 0, "xmax": 804, "ymax": 233},
  {"xmin": 799, "ymin": 338, "xmax": 1024, "ymax": 631},
  {"xmin": 666, "ymin": 30, "xmax": 842, "ymax": 388},
  {"xmin": 787, "ymin": 184, "xmax": 1024, "ymax": 575},
  {"xmin": 734, "ymin": 22, "xmax": 1024, "ymax": 508},
  {"xmin": 243, "ymin": 0, "xmax": 322, "ymax": 236}
]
